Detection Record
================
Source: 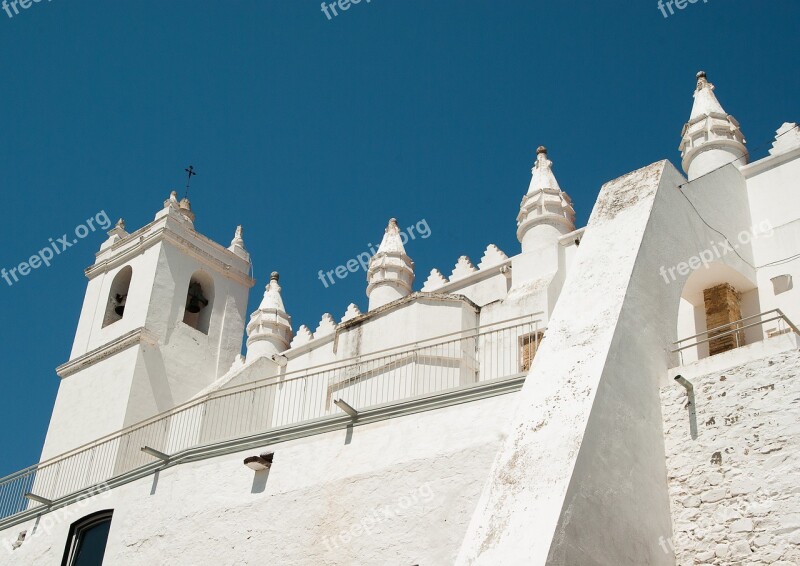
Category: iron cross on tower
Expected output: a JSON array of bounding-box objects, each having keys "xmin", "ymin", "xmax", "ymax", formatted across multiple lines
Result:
[{"xmin": 183, "ymin": 165, "xmax": 197, "ymax": 199}]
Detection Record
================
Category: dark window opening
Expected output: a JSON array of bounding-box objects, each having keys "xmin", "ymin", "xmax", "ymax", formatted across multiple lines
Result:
[{"xmin": 61, "ymin": 510, "xmax": 113, "ymax": 566}]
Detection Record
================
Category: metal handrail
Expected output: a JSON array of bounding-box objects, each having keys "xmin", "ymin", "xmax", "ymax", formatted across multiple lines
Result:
[
  {"xmin": 0, "ymin": 316, "xmax": 542, "ymax": 521},
  {"xmin": 24, "ymin": 314, "xmax": 542, "ymax": 471},
  {"xmin": 671, "ymin": 308, "xmax": 800, "ymax": 357},
  {"xmin": 673, "ymin": 309, "xmax": 793, "ymax": 345},
  {"xmin": 219, "ymin": 312, "xmax": 544, "ymax": 394}
]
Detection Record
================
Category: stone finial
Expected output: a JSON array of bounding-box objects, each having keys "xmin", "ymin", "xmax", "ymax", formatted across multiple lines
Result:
[
  {"xmin": 101, "ymin": 217, "xmax": 129, "ymax": 251},
  {"xmin": 527, "ymin": 146, "xmax": 561, "ymax": 195},
  {"xmin": 228, "ymin": 225, "xmax": 249, "ymax": 261},
  {"xmin": 178, "ymin": 197, "xmax": 195, "ymax": 223},
  {"xmin": 341, "ymin": 303, "xmax": 362, "ymax": 323},
  {"xmin": 366, "ymin": 217, "xmax": 415, "ymax": 311},
  {"xmin": 289, "ymin": 325, "xmax": 313, "ymax": 348},
  {"xmin": 155, "ymin": 191, "xmax": 180, "ymax": 221},
  {"xmin": 450, "ymin": 256, "xmax": 477, "ymax": 281},
  {"xmin": 695, "ymin": 70, "xmax": 708, "ymax": 91},
  {"xmin": 161, "ymin": 190, "xmax": 179, "ymax": 210},
  {"xmin": 107, "ymin": 218, "xmax": 127, "ymax": 237},
  {"xmin": 421, "ymin": 268, "xmax": 448, "ymax": 291},
  {"xmin": 517, "ymin": 146, "xmax": 576, "ymax": 251},
  {"xmin": 680, "ymin": 71, "xmax": 747, "ymax": 179},
  {"xmin": 478, "ymin": 244, "xmax": 509, "ymax": 270},
  {"xmin": 377, "ymin": 218, "xmax": 405, "ymax": 254},
  {"xmin": 314, "ymin": 313, "xmax": 337, "ymax": 338},
  {"xmin": 687, "ymin": 71, "xmax": 726, "ymax": 118},
  {"xmin": 234, "ymin": 225, "xmax": 244, "ymax": 242},
  {"xmin": 245, "ymin": 271, "xmax": 293, "ymax": 361},
  {"xmin": 257, "ymin": 272, "xmax": 285, "ymax": 311}
]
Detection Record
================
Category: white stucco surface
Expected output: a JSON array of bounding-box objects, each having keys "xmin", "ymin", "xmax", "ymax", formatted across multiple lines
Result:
[
  {"xmin": 457, "ymin": 162, "xmax": 680, "ymax": 566},
  {"xmin": 2, "ymin": 394, "xmax": 517, "ymax": 566},
  {"xmin": 40, "ymin": 347, "xmax": 140, "ymax": 461}
]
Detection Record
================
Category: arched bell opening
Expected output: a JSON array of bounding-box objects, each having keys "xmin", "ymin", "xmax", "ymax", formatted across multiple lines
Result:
[
  {"xmin": 102, "ymin": 266, "xmax": 133, "ymax": 328},
  {"xmin": 183, "ymin": 270, "xmax": 214, "ymax": 334}
]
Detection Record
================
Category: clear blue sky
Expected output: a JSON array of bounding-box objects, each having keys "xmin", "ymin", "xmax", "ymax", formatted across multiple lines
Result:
[{"xmin": 0, "ymin": 0, "xmax": 797, "ymax": 476}]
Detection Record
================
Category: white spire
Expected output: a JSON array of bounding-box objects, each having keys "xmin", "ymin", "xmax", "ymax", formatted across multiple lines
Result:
[
  {"xmin": 527, "ymin": 146, "xmax": 562, "ymax": 194},
  {"xmin": 228, "ymin": 225, "xmax": 249, "ymax": 261},
  {"xmin": 376, "ymin": 217, "xmax": 407, "ymax": 254},
  {"xmin": 366, "ymin": 218, "xmax": 415, "ymax": 311},
  {"xmin": 688, "ymin": 71, "xmax": 727, "ymax": 119},
  {"xmin": 246, "ymin": 272, "xmax": 293, "ymax": 361},
  {"xmin": 680, "ymin": 71, "xmax": 747, "ymax": 180},
  {"xmin": 516, "ymin": 146, "xmax": 575, "ymax": 252}
]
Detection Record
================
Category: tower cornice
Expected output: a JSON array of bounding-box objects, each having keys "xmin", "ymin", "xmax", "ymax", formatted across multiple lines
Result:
[{"xmin": 86, "ymin": 212, "xmax": 254, "ymax": 287}]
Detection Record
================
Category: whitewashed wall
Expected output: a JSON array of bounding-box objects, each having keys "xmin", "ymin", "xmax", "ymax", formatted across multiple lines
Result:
[{"xmin": 1, "ymin": 393, "xmax": 517, "ymax": 566}]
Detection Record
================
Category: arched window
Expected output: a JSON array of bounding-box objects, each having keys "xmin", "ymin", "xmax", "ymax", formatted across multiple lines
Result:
[
  {"xmin": 675, "ymin": 262, "xmax": 760, "ymax": 363},
  {"xmin": 183, "ymin": 270, "xmax": 214, "ymax": 334},
  {"xmin": 102, "ymin": 266, "xmax": 133, "ymax": 328},
  {"xmin": 60, "ymin": 510, "xmax": 113, "ymax": 566}
]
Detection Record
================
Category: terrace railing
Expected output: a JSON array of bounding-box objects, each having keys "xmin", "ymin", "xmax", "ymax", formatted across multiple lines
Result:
[
  {"xmin": 0, "ymin": 315, "xmax": 541, "ymax": 523},
  {"xmin": 672, "ymin": 308, "xmax": 800, "ymax": 365}
]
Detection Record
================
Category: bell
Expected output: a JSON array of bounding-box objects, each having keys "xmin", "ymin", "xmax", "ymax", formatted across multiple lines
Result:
[
  {"xmin": 185, "ymin": 283, "xmax": 208, "ymax": 314},
  {"xmin": 186, "ymin": 297, "xmax": 203, "ymax": 314},
  {"xmin": 114, "ymin": 294, "xmax": 127, "ymax": 316}
]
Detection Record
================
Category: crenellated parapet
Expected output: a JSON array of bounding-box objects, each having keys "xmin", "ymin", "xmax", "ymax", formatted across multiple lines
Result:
[
  {"xmin": 314, "ymin": 313, "xmax": 337, "ymax": 338},
  {"xmin": 289, "ymin": 325, "xmax": 313, "ymax": 349},
  {"xmin": 422, "ymin": 268, "xmax": 448, "ymax": 292},
  {"xmin": 341, "ymin": 303, "xmax": 362, "ymax": 323},
  {"xmin": 478, "ymin": 244, "xmax": 509, "ymax": 270},
  {"xmin": 421, "ymin": 244, "xmax": 511, "ymax": 292}
]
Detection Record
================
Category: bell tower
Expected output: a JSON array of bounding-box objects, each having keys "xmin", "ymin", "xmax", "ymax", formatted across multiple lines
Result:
[{"xmin": 41, "ymin": 192, "xmax": 254, "ymax": 460}]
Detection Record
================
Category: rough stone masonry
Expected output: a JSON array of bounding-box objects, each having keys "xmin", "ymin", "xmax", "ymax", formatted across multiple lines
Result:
[{"xmin": 661, "ymin": 349, "xmax": 800, "ymax": 565}]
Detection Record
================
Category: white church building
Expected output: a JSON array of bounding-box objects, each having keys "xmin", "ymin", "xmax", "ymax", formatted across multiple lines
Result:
[{"xmin": 1, "ymin": 72, "xmax": 799, "ymax": 565}]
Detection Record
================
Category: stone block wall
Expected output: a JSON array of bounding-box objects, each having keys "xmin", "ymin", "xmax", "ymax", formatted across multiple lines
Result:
[
  {"xmin": 703, "ymin": 283, "xmax": 744, "ymax": 356},
  {"xmin": 661, "ymin": 349, "xmax": 800, "ymax": 565}
]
